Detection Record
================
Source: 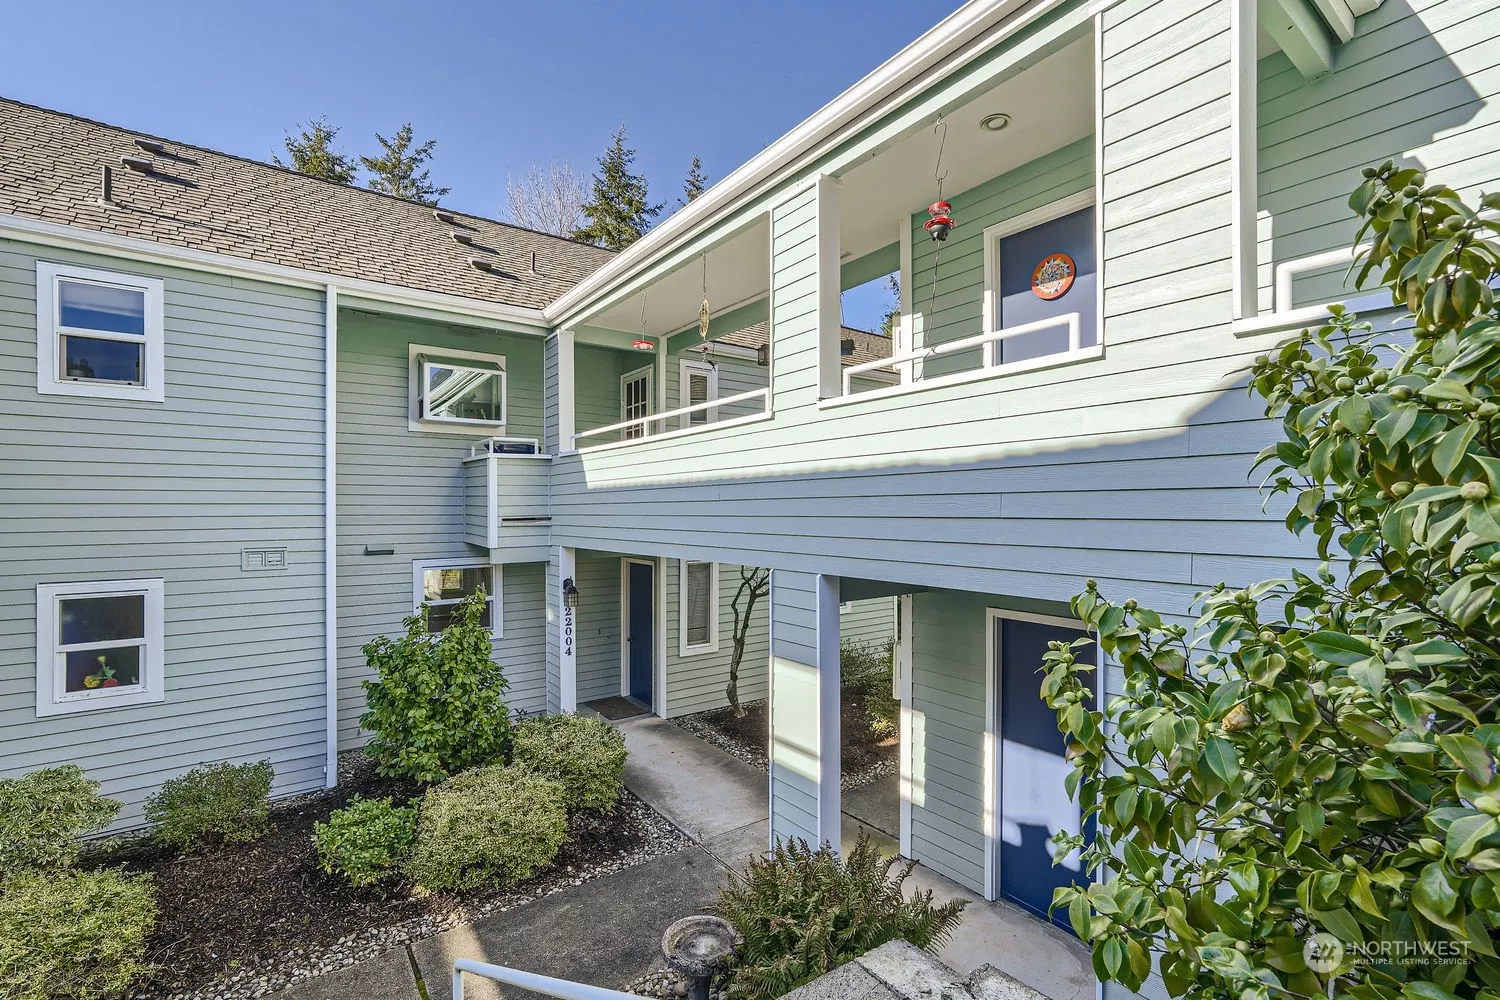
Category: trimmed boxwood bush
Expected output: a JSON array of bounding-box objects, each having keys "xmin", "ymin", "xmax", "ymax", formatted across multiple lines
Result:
[
  {"xmin": 145, "ymin": 760, "xmax": 274, "ymax": 851},
  {"xmin": 512, "ymin": 713, "xmax": 627, "ymax": 814},
  {"xmin": 405, "ymin": 765, "xmax": 567, "ymax": 893},
  {"xmin": 312, "ymin": 796, "xmax": 417, "ymax": 888},
  {"xmin": 0, "ymin": 868, "xmax": 157, "ymax": 1000},
  {"xmin": 0, "ymin": 764, "xmax": 121, "ymax": 870}
]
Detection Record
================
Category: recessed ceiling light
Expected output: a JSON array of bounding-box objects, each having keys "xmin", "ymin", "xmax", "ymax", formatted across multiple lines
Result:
[{"xmin": 979, "ymin": 113, "xmax": 1011, "ymax": 132}]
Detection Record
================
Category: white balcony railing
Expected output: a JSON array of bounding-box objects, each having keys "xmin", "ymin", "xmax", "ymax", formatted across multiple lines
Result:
[
  {"xmin": 453, "ymin": 958, "xmax": 639, "ymax": 1000},
  {"xmin": 842, "ymin": 312, "xmax": 1081, "ymax": 396},
  {"xmin": 570, "ymin": 386, "xmax": 771, "ymax": 451}
]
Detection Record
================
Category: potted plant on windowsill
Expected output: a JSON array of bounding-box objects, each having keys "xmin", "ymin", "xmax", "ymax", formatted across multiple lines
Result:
[{"xmin": 83, "ymin": 656, "xmax": 120, "ymax": 689}]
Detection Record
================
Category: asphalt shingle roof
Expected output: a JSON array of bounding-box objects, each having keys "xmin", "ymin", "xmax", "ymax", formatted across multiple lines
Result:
[
  {"xmin": 0, "ymin": 99, "xmax": 615, "ymax": 310},
  {"xmin": 713, "ymin": 320, "xmax": 894, "ymax": 368}
]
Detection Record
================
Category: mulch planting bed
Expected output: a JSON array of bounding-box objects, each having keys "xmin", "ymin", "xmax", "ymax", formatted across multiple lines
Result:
[
  {"xmin": 89, "ymin": 754, "xmax": 687, "ymax": 1000},
  {"xmin": 670, "ymin": 694, "xmax": 898, "ymax": 789}
]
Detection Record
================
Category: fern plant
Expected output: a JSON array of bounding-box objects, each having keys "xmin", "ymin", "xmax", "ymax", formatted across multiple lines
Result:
[{"xmin": 714, "ymin": 833, "xmax": 966, "ymax": 1000}]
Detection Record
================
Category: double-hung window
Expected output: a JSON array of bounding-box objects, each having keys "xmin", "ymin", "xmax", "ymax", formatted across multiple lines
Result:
[
  {"xmin": 679, "ymin": 560, "xmax": 719, "ymax": 655},
  {"xmin": 36, "ymin": 262, "xmax": 165, "ymax": 402},
  {"xmin": 414, "ymin": 560, "xmax": 501, "ymax": 635},
  {"xmin": 678, "ymin": 359, "xmax": 718, "ymax": 429},
  {"xmin": 36, "ymin": 579, "xmax": 166, "ymax": 716}
]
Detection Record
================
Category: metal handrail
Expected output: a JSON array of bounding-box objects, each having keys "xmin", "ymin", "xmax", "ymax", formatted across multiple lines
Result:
[
  {"xmin": 452, "ymin": 958, "xmax": 641, "ymax": 1000},
  {"xmin": 571, "ymin": 386, "xmax": 770, "ymax": 445},
  {"xmin": 842, "ymin": 312, "xmax": 1081, "ymax": 394}
]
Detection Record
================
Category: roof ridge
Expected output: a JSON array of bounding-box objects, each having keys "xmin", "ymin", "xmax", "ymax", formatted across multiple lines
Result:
[{"xmin": 0, "ymin": 95, "xmax": 615, "ymax": 255}]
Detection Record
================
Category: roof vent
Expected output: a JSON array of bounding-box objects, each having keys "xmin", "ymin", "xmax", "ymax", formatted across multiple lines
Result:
[
  {"xmin": 133, "ymin": 138, "xmax": 165, "ymax": 155},
  {"xmin": 120, "ymin": 154, "xmax": 153, "ymax": 173},
  {"xmin": 530, "ymin": 250, "xmax": 538, "ymax": 274},
  {"xmin": 451, "ymin": 231, "xmax": 473, "ymax": 246},
  {"xmin": 433, "ymin": 209, "xmax": 455, "ymax": 224},
  {"xmin": 470, "ymin": 257, "xmax": 496, "ymax": 273},
  {"xmin": 98, "ymin": 165, "xmax": 116, "ymax": 208}
]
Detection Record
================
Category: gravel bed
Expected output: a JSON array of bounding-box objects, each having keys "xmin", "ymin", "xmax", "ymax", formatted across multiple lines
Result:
[
  {"xmin": 116, "ymin": 753, "xmax": 687, "ymax": 1000},
  {"xmin": 623, "ymin": 967, "xmax": 731, "ymax": 999}
]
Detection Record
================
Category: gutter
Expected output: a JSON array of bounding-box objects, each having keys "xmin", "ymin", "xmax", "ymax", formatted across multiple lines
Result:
[
  {"xmin": 324, "ymin": 285, "xmax": 339, "ymax": 788},
  {"xmin": 542, "ymin": 0, "xmax": 1038, "ymax": 326}
]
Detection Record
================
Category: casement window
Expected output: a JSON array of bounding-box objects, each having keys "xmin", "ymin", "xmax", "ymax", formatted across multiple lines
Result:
[
  {"xmin": 413, "ymin": 560, "xmax": 501, "ymax": 636},
  {"xmin": 679, "ymin": 560, "xmax": 719, "ymax": 655},
  {"xmin": 36, "ymin": 579, "xmax": 165, "ymax": 717},
  {"xmin": 36, "ymin": 262, "xmax": 165, "ymax": 402},
  {"xmin": 409, "ymin": 344, "xmax": 507, "ymax": 434},
  {"xmin": 678, "ymin": 359, "xmax": 718, "ymax": 429}
]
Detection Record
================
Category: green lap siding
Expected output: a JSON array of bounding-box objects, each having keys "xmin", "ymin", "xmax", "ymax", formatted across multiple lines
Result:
[
  {"xmin": 840, "ymin": 597, "xmax": 896, "ymax": 651},
  {"xmin": 664, "ymin": 560, "xmax": 771, "ymax": 718},
  {"xmin": 0, "ymin": 240, "xmax": 327, "ymax": 826},
  {"xmin": 334, "ymin": 310, "xmax": 550, "ymax": 747}
]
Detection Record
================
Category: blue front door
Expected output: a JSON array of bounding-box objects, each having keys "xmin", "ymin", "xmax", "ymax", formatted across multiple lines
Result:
[
  {"xmin": 995, "ymin": 616, "xmax": 1096, "ymax": 931},
  {"xmin": 626, "ymin": 561, "xmax": 654, "ymax": 705}
]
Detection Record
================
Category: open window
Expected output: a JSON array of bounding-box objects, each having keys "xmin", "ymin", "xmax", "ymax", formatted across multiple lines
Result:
[
  {"xmin": 36, "ymin": 262, "xmax": 165, "ymax": 402},
  {"xmin": 36, "ymin": 579, "xmax": 165, "ymax": 716},
  {"xmin": 409, "ymin": 344, "xmax": 506, "ymax": 434}
]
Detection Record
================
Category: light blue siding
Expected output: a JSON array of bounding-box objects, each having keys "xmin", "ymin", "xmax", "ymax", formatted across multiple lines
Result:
[
  {"xmin": 0, "ymin": 240, "xmax": 327, "ymax": 825},
  {"xmin": 840, "ymin": 597, "xmax": 896, "ymax": 651}
]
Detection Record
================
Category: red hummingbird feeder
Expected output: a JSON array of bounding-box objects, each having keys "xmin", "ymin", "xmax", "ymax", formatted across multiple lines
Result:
[{"xmin": 923, "ymin": 200, "xmax": 955, "ymax": 242}]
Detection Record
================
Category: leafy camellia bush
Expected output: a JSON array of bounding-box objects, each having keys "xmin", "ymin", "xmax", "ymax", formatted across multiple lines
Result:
[
  {"xmin": 404, "ymin": 765, "xmax": 566, "ymax": 893},
  {"xmin": 145, "ymin": 760, "xmax": 274, "ymax": 851},
  {"xmin": 1044, "ymin": 173, "xmax": 1500, "ymax": 1000},
  {"xmin": 714, "ymin": 833, "xmax": 966, "ymax": 1000},
  {"xmin": 0, "ymin": 868, "xmax": 157, "ymax": 1000},
  {"xmin": 312, "ymin": 796, "xmax": 417, "ymax": 888},
  {"xmin": 361, "ymin": 589, "xmax": 514, "ymax": 784},
  {"xmin": 512, "ymin": 713, "xmax": 627, "ymax": 814},
  {"xmin": 0, "ymin": 764, "xmax": 121, "ymax": 870}
]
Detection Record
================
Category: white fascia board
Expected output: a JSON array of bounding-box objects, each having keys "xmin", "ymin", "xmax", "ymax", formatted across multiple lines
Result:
[
  {"xmin": 0, "ymin": 212, "xmax": 552, "ymax": 335},
  {"xmin": 541, "ymin": 0, "xmax": 1042, "ymax": 326}
]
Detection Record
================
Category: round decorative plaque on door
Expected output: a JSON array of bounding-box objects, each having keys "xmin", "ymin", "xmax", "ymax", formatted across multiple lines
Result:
[{"xmin": 1031, "ymin": 252, "xmax": 1076, "ymax": 300}]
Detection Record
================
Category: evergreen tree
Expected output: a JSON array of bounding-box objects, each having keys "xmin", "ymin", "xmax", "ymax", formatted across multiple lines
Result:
[
  {"xmin": 272, "ymin": 118, "xmax": 357, "ymax": 185},
  {"xmin": 573, "ymin": 126, "xmax": 661, "ymax": 251},
  {"xmin": 683, "ymin": 156, "xmax": 707, "ymax": 203},
  {"xmin": 359, "ymin": 123, "xmax": 450, "ymax": 205}
]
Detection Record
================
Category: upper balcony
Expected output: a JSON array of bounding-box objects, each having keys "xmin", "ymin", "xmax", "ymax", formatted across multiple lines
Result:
[{"xmin": 461, "ymin": 436, "xmax": 552, "ymax": 561}]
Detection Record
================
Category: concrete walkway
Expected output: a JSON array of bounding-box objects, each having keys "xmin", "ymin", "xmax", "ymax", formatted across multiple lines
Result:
[{"xmin": 267, "ymin": 715, "xmax": 1091, "ymax": 1000}]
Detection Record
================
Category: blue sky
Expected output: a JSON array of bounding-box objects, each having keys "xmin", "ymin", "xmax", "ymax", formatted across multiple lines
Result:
[{"xmin": 0, "ymin": 1, "xmax": 947, "ymax": 329}]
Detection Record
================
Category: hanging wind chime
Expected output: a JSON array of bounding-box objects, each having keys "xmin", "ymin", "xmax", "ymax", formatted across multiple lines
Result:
[
  {"xmin": 924, "ymin": 116, "xmax": 955, "ymax": 319},
  {"xmin": 697, "ymin": 252, "xmax": 716, "ymax": 367}
]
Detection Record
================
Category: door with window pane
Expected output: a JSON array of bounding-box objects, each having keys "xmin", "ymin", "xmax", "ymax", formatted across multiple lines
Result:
[{"xmin": 620, "ymin": 368, "xmax": 653, "ymax": 440}]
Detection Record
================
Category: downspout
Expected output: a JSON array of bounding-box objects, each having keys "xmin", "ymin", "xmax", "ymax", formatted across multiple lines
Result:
[{"xmin": 324, "ymin": 285, "xmax": 339, "ymax": 788}]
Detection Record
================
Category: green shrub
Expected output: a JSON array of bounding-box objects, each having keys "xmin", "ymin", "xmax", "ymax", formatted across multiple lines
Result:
[
  {"xmin": 361, "ymin": 589, "xmax": 514, "ymax": 784},
  {"xmin": 0, "ymin": 867, "xmax": 157, "ymax": 1000},
  {"xmin": 0, "ymin": 764, "xmax": 121, "ymax": 870},
  {"xmin": 312, "ymin": 796, "xmax": 417, "ymax": 888},
  {"xmin": 840, "ymin": 640, "xmax": 899, "ymax": 740},
  {"xmin": 512, "ymin": 714, "xmax": 627, "ymax": 814},
  {"xmin": 405, "ymin": 765, "xmax": 566, "ymax": 893},
  {"xmin": 715, "ymin": 833, "xmax": 966, "ymax": 1000},
  {"xmin": 144, "ymin": 760, "xmax": 273, "ymax": 851}
]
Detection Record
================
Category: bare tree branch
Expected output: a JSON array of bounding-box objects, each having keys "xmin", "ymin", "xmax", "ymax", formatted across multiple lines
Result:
[
  {"xmin": 726, "ymin": 566, "xmax": 771, "ymax": 717},
  {"xmin": 504, "ymin": 159, "xmax": 588, "ymax": 238}
]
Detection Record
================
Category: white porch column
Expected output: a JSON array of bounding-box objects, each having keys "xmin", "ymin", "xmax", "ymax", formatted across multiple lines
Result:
[
  {"xmin": 814, "ymin": 573, "xmax": 842, "ymax": 849},
  {"xmin": 768, "ymin": 569, "xmax": 841, "ymax": 849},
  {"xmin": 814, "ymin": 174, "xmax": 843, "ymax": 400},
  {"xmin": 557, "ymin": 328, "xmax": 576, "ymax": 453},
  {"xmin": 558, "ymin": 546, "xmax": 577, "ymax": 712}
]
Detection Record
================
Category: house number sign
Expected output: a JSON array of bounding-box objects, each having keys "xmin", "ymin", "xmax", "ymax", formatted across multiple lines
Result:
[{"xmin": 562, "ymin": 601, "xmax": 575, "ymax": 664}]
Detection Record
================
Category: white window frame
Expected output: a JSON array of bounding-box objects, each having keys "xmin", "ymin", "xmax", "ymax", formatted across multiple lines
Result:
[
  {"xmin": 36, "ymin": 262, "xmax": 165, "ymax": 402},
  {"xmin": 678, "ymin": 559, "xmax": 719, "ymax": 657},
  {"xmin": 678, "ymin": 359, "xmax": 719, "ymax": 429},
  {"xmin": 412, "ymin": 559, "xmax": 502, "ymax": 637},
  {"xmin": 36, "ymin": 578, "xmax": 165, "ymax": 717},
  {"xmin": 620, "ymin": 364, "xmax": 656, "ymax": 440},
  {"xmin": 408, "ymin": 343, "xmax": 507, "ymax": 435}
]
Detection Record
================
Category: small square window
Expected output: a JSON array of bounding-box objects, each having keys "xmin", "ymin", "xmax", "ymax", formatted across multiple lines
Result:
[
  {"xmin": 37, "ymin": 263, "xmax": 164, "ymax": 402},
  {"xmin": 679, "ymin": 560, "xmax": 719, "ymax": 655},
  {"xmin": 413, "ymin": 561, "xmax": 501, "ymax": 636},
  {"xmin": 36, "ymin": 579, "xmax": 165, "ymax": 717}
]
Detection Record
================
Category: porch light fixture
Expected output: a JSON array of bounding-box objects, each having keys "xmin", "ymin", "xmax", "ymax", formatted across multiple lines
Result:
[
  {"xmin": 562, "ymin": 577, "xmax": 580, "ymax": 610},
  {"xmin": 756, "ymin": 344, "xmax": 769, "ymax": 367},
  {"xmin": 632, "ymin": 338, "xmax": 655, "ymax": 351},
  {"xmin": 979, "ymin": 113, "xmax": 1011, "ymax": 132}
]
